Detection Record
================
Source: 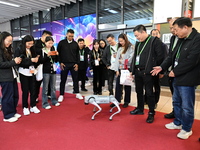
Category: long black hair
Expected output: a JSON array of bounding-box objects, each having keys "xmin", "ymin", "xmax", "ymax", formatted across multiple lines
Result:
[
  {"xmin": 118, "ymin": 33, "xmax": 131, "ymax": 54},
  {"xmin": 92, "ymin": 39, "xmax": 100, "ymax": 51},
  {"xmin": 99, "ymin": 39, "xmax": 107, "ymax": 50},
  {"xmin": 19, "ymin": 35, "xmax": 36, "ymax": 56},
  {"xmin": 0, "ymin": 31, "xmax": 13, "ymax": 60},
  {"xmin": 44, "ymin": 36, "xmax": 55, "ymax": 51}
]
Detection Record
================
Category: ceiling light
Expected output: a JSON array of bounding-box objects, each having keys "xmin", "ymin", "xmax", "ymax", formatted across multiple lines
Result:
[
  {"xmin": 134, "ymin": 10, "xmax": 140, "ymax": 13},
  {"xmin": 0, "ymin": 1, "xmax": 20, "ymax": 7},
  {"xmin": 108, "ymin": 10, "xmax": 118, "ymax": 14}
]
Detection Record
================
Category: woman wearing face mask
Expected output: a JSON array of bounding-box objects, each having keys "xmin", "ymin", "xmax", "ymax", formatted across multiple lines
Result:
[
  {"xmin": 15, "ymin": 35, "xmax": 40, "ymax": 116},
  {"xmin": 40, "ymin": 36, "xmax": 60, "ymax": 109},
  {"xmin": 113, "ymin": 33, "xmax": 134, "ymax": 108},
  {"xmin": 89, "ymin": 39, "xmax": 104, "ymax": 95},
  {"xmin": 0, "ymin": 31, "xmax": 22, "ymax": 122}
]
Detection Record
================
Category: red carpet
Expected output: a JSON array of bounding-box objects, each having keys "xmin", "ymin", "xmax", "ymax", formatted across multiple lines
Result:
[{"xmin": 0, "ymin": 87, "xmax": 200, "ymax": 150}]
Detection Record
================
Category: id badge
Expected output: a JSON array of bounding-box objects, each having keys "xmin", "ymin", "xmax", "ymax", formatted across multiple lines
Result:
[
  {"xmin": 80, "ymin": 55, "xmax": 84, "ymax": 61},
  {"xmin": 113, "ymin": 52, "xmax": 117, "ymax": 58},
  {"xmin": 135, "ymin": 55, "xmax": 140, "ymax": 65},
  {"xmin": 29, "ymin": 66, "xmax": 35, "ymax": 74},
  {"xmin": 95, "ymin": 59, "xmax": 99, "ymax": 66},
  {"xmin": 174, "ymin": 61, "xmax": 178, "ymax": 67},
  {"xmin": 53, "ymin": 64, "xmax": 56, "ymax": 71}
]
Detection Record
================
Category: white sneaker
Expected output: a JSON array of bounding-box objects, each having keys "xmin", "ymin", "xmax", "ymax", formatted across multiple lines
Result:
[
  {"xmin": 45, "ymin": 106, "xmax": 51, "ymax": 109},
  {"xmin": 58, "ymin": 95, "xmax": 64, "ymax": 102},
  {"xmin": 30, "ymin": 106, "xmax": 40, "ymax": 114},
  {"xmin": 177, "ymin": 129, "xmax": 193, "ymax": 139},
  {"xmin": 67, "ymin": 82, "xmax": 73, "ymax": 86},
  {"xmin": 14, "ymin": 113, "xmax": 22, "ymax": 119},
  {"xmin": 55, "ymin": 103, "xmax": 60, "ymax": 106},
  {"xmin": 3, "ymin": 117, "xmax": 18, "ymax": 122},
  {"xmin": 85, "ymin": 81, "xmax": 91, "ymax": 87},
  {"xmin": 165, "ymin": 122, "xmax": 182, "ymax": 130},
  {"xmin": 23, "ymin": 107, "xmax": 30, "ymax": 115},
  {"xmin": 76, "ymin": 93, "xmax": 83, "ymax": 100}
]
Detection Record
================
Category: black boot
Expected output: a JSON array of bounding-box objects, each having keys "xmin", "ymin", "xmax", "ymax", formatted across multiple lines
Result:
[{"xmin": 146, "ymin": 112, "xmax": 154, "ymax": 123}]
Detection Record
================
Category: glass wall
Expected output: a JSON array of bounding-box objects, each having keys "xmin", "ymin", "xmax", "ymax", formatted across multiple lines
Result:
[{"xmin": 11, "ymin": 0, "xmax": 154, "ymax": 41}]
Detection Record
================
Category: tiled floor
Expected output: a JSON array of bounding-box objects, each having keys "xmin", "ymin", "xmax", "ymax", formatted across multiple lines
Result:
[{"xmin": 55, "ymin": 75, "xmax": 200, "ymax": 120}]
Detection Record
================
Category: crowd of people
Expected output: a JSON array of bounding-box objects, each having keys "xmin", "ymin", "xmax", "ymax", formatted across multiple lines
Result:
[{"xmin": 0, "ymin": 17, "xmax": 200, "ymax": 140}]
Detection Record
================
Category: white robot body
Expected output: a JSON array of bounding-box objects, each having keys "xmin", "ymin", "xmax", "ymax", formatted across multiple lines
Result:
[{"xmin": 84, "ymin": 95, "xmax": 121, "ymax": 120}]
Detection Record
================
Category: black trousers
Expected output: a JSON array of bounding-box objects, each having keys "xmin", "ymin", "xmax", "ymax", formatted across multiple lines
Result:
[
  {"xmin": 78, "ymin": 68, "xmax": 87, "ymax": 89},
  {"xmin": 135, "ymin": 69, "xmax": 155, "ymax": 114},
  {"xmin": 0, "ymin": 79, "xmax": 18, "ymax": 119},
  {"xmin": 107, "ymin": 69, "xmax": 115, "ymax": 95},
  {"xmin": 102, "ymin": 66, "xmax": 108, "ymax": 87},
  {"xmin": 93, "ymin": 65, "xmax": 103, "ymax": 93},
  {"xmin": 115, "ymin": 74, "xmax": 131, "ymax": 104},
  {"xmin": 19, "ymin": 74, "xmax": 37, "ymax": 108},
  {"xmin": 35, "ymin": 80, "xmax": 51, "ymax": 99},
  {"xmin": 60, "ymin": 63, "xmax": 79, "ymax": 95}
]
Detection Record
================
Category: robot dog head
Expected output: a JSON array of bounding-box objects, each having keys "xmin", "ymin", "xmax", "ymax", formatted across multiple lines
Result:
[{"xmin": 84, "ymin": 95, "xmax": 96, "ymax": 105}]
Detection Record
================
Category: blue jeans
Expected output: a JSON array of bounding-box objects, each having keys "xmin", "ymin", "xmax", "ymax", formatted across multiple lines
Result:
[
  {"xmin": 42, "ymin": 74, "xmax": 58, "ymax": 108},
  {"xmin": 0, "ymin": 79, "xmax": 19, "ymax": 119},
  {"xmin": 172, "ymin": 78, "xmax": 195, "ymax": 132}
]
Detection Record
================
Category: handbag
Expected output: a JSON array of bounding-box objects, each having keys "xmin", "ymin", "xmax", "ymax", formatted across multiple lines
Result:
[
  {"xmin": 120, "ymin": 70, "xmax": 132, "ymax": 86},
  {"xmin": 36, "ymin": 64, "xmax": 43, "ymax": 81}
]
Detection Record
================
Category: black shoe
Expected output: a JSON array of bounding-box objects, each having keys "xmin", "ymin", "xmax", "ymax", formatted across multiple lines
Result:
[
  {"xmin": 98, "ymin": 92, "xmax": 102, "ymax": 95},
  {"xmin": 123, "ymin": 103, "xmax": 129, "ymax": 108},
  {"xmin": 110, "ymin": 103, "xmax": 115, "ymax": 107},
  {"xmin": 130, "ymin": 108, "xmax": 144, "ymax": 115},
  {"xmin": 164, "ymin": 111, "xmax": 175, "ymax": 119},
  {"xmin": 93, "ymin": 92, "xmax": 97, "ymax": 95},
  {"xmin": 155, "ymin": 103, "xmax": 158, "ymax": 109},
  {"xmin": 146, "ymin": 114, "xmax": 154, "ymax": 123},
  {"xmin": 81, "ymin": 88, "xmax": 88, "ymax": 91}
]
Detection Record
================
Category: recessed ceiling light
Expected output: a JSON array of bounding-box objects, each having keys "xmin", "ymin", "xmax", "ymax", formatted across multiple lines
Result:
[
  {"xmin": 134, "ymin": 10, "xmax": 140, "ymax": 13},
  {"xmin": 0, "ymin": 1, "xmax": 20, "ymax": 7}
]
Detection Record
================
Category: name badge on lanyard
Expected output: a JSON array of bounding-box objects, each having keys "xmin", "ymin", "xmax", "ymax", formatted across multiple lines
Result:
[
  {"xmin": 80, "ymin": 55, "xmax": 84, "ymax": 61},
  {"xmin": 174, "ymin": 58, "xmax": 178, "ymax": 67},
  {"xmin": 135, "ymin": 55, "xmax": 140, "ymax": 65},
  {"xmin": 95, "ymin": 59, "xmax": 99, "ymax": 66}
]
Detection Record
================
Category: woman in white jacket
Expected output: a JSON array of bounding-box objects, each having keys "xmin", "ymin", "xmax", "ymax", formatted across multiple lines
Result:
[{"xmin": 113, "ymin": 33, "xmax": 134, "ymax": 108}]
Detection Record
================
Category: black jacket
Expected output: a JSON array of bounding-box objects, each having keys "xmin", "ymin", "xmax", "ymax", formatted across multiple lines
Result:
[
  {"xmin": 14, "ymin": 45, "xmax": 38, "ymax": 69},
  {"xmin": 78, "ymin": 46, "xmax": 90, "ymax": 70},
  {"xmin": 0, "ymin": 48, "xmax": 17, "ymax": 82},
  {"xmin": 35, "ymin": 39, "xmax": 45, "ymax": 56},
  {"xmin": 38, "ymin": 47, "xmax": 58, "ymax": 74},
  {"xmin": 161, "ymin": 28, "xmax": 200, "ymax": 86},
  {"xmin": 130, "ymin": 36, "xmax": 164, "ymax": 75},
  {"xmin": 89, "ymin": 49, "xmax": 103, "ymax": 70},
  {"xmin": 102, "ymin": 45, "xmax": 112, "ymax": 67},
  {"xmin": 57, "ymin": 39, "xmax": 80, "ymax": 64}
]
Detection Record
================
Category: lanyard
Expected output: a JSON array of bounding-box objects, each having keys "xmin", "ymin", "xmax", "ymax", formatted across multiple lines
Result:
[
  {"xmin": 137, "ymin": 36, "xmax": 151, "ymax": 55},
  {"xmin": 93, "ymin": 50, "xmax": 99, "ymax": 60},
  {"xmin": 110, "ymin": 45, "xmax": 118, "ymax": 54},
  {"xmin": 175, "ymin": 41, "xmax": 183, "ymax": 59},
  {"xmin": 43, "ymin": 47, "xmax": 54, "ymax": 63},
  {"xmin": 79, "ymin": 49, "xmax": 84, "ymax": 55}
]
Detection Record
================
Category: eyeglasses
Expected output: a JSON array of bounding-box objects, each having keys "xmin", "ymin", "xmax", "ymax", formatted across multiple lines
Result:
[
  {"xmin": 100, "ymin": 43, "xmax": 105, "ymax": 45},
  {"xmin": 5, "ymin": 40, "xmax": 12, "ymax": 44}
]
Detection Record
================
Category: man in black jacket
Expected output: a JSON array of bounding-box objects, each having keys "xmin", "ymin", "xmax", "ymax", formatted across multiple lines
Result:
[
  {"xmin": 102, "ymin": 34, "xmax": 118, "ymax": 96},
  {"xmin": 77, "ymin": 38, "xmax": 90, "ymax": 91},
  {"xmin": 130, "ymin": 25, "xmax": 164, "ymax": 123},
  {"xmin": 57, "ymin": 29, "xmax": 83, "ymax": 101},
  {"xmin": 152, "ymin": 17, "xmax": 200, "ymax": 139},
  {"xmin": 35, "ymin": 30, "xmax": 52, "ymax": 101}
]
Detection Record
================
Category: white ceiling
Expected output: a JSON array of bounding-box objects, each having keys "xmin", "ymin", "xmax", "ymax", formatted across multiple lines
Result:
[{"xmin": 0, "ymin": 0, "xmax": 78, "ymax": 23}]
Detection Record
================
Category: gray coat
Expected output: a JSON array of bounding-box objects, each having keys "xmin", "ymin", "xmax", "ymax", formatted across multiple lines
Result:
[{"xmin": 113, "ymin": 45, "xmax": 134, "ymax": 71}]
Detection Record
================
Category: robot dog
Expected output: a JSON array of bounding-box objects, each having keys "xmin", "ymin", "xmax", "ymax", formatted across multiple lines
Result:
[{"xmin": 84, "ymin": 95, "xmax": 121, "ymax": 120}]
